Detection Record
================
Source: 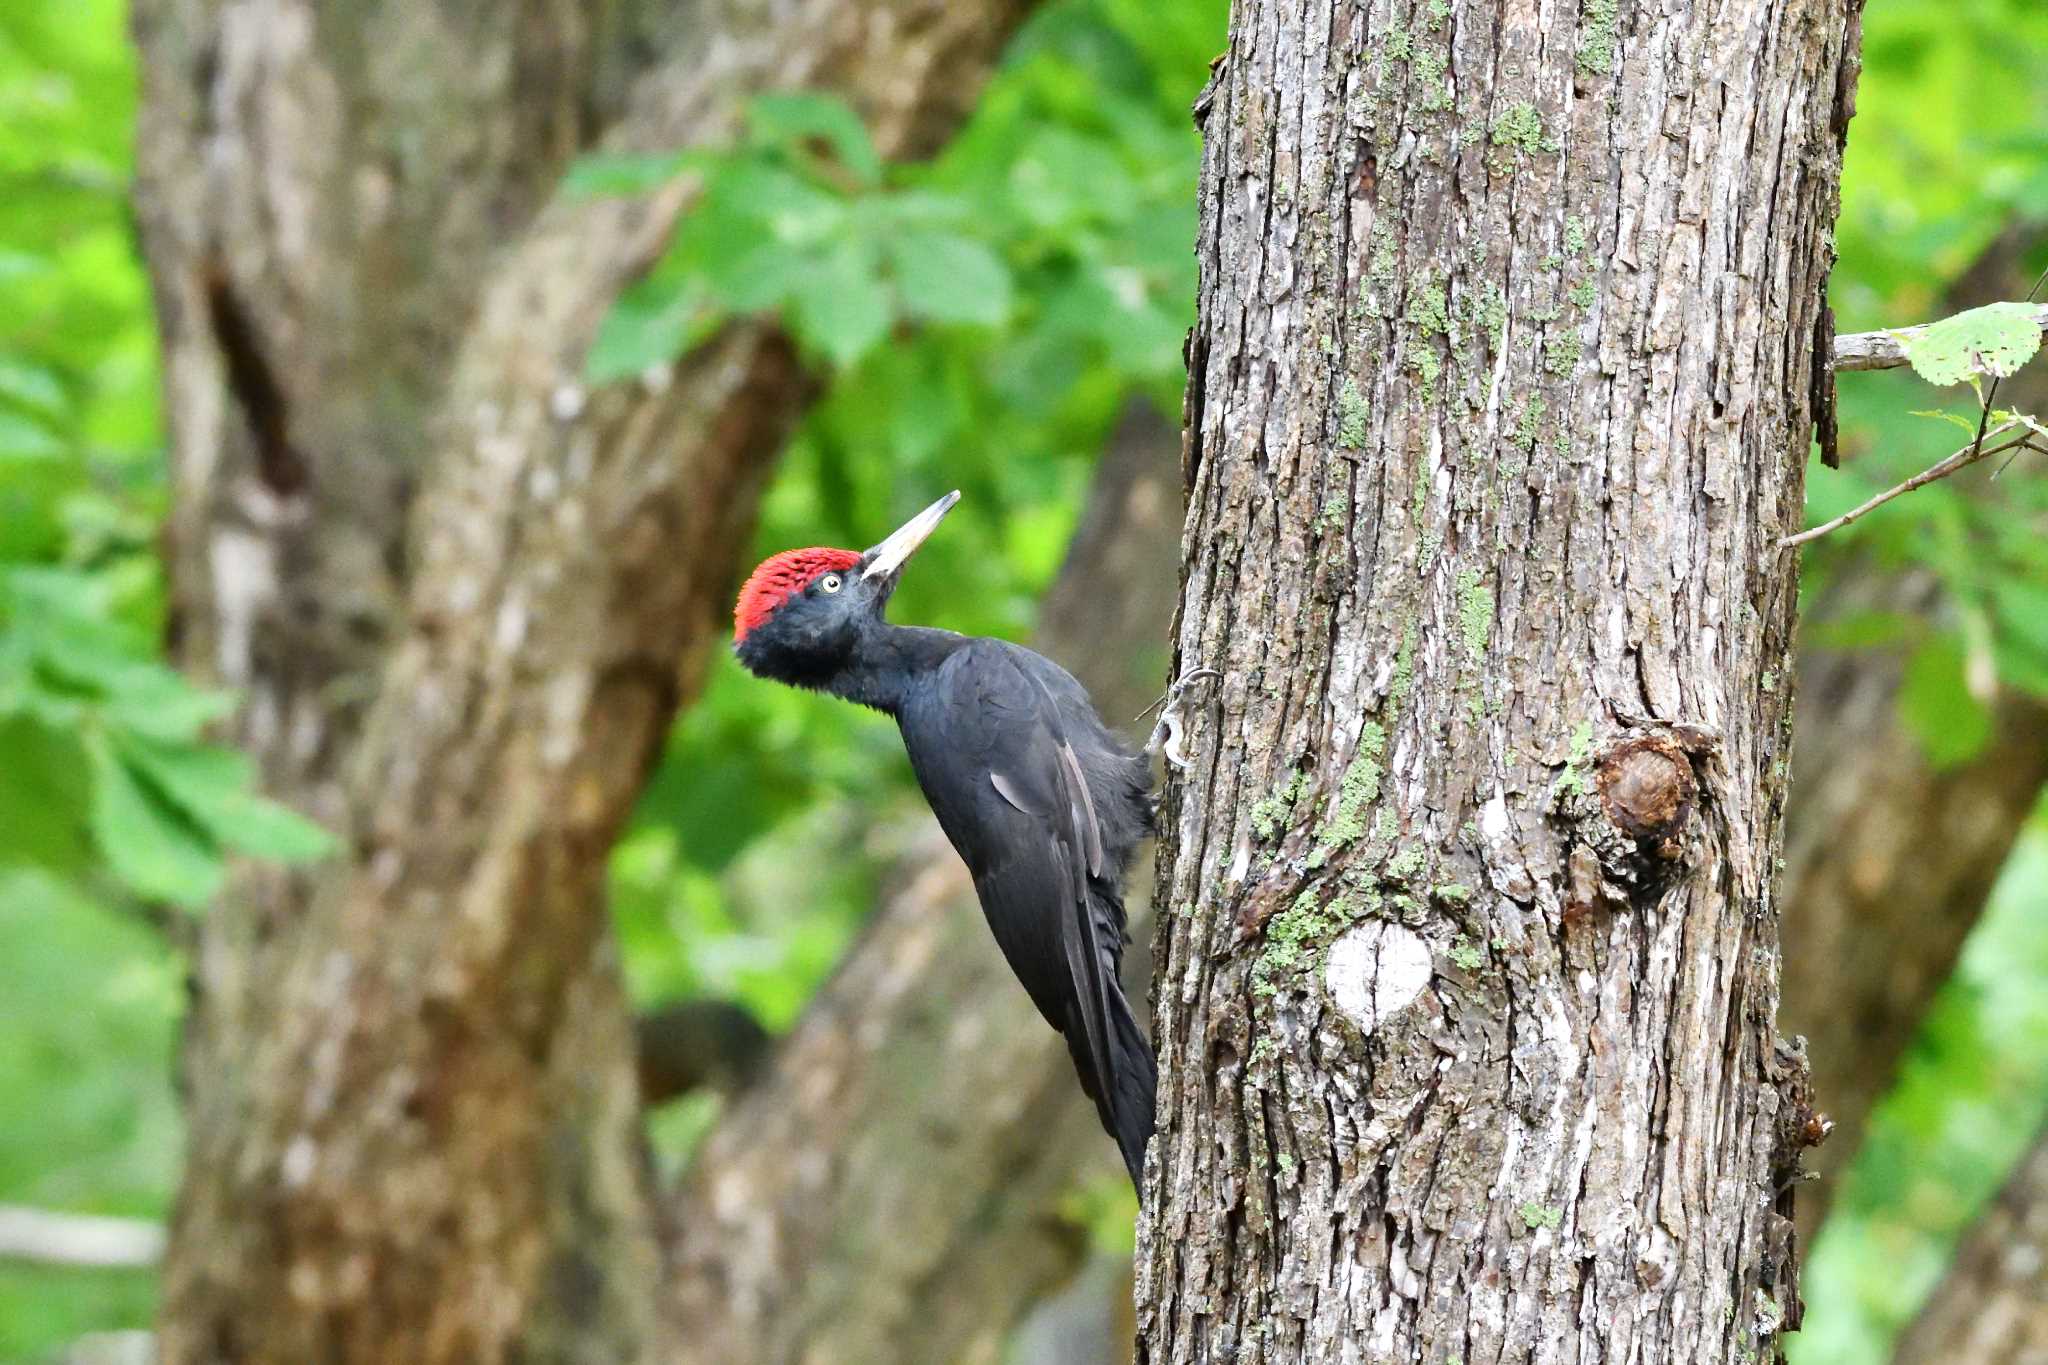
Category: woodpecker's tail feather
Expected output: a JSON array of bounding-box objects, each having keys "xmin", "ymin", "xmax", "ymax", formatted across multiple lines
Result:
[
  {"xmin": 1065, "ymin": 980, "xmax": 1158, "ymax": 1194},
  {"xmin": 1106, "ymin": 988, "xmax": 1158, "ymax": 1190}
]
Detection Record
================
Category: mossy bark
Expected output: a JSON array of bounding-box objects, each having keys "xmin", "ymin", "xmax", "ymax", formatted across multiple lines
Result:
[{"xmin": 1137, "ymin": 1, "xmax": 1862, "ymax": 1360}]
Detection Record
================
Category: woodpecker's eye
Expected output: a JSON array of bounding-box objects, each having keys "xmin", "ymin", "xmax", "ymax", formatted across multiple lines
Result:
[{"xmin": 818, "ymin": 573, "xmax": 843, "ymax": 595}]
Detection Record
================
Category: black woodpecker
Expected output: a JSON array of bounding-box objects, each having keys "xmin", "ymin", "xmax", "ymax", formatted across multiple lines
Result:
[{"xmin": 732, "ymin": 491, "xmax": 1157, "ymax": 1187}]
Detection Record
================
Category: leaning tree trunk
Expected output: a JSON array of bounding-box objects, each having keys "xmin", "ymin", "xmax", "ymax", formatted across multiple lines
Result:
[
  {"xmin": 1888, "ymin": 1117, "xmax": 2048, "ymax": 1365},
  {"xmin": 1137, "ymin": 1, "xmax": 1861, "ymax": 1361},
  {"xmin": 132, "ymin": 1, "xmax": 1035, "ymax": 1362}
]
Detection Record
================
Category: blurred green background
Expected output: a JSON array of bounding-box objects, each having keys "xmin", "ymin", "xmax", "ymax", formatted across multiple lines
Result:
[{"xmin": 1, "ymin": 0, "xmax": 2044, "ymax": 1359}]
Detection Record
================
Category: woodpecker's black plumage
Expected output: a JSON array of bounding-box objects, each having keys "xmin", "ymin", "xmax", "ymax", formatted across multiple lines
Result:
[{"xmin": 732, "ymin": 492, "xmax": 1157, "ymax": 1186}]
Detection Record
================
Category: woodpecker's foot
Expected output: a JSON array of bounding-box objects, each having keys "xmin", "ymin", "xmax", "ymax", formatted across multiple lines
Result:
[{"xmin": 1142, "ymin": 668, "xmax": 1223, "ymax": 771}]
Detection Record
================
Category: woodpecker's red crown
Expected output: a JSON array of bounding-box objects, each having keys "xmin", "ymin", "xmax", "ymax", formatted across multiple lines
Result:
[{"xmin": 733, "ymin": 547, "xmax": 862, "ymax": 643}]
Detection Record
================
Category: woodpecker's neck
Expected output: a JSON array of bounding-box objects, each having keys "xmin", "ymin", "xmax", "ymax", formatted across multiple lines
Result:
[{"xmin": 820, "ymin": 621, "xmax": 965, "ymax": 715}]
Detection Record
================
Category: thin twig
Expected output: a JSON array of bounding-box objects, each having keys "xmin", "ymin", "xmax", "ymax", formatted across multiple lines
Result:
[
  {"xmin": 1986, "ymin": 265, "xmax": 2048, "ymax": 478},
  {"xmin": 1779, "ymin": 421, "xmax": 2039, "ymax": 549},
  {"xmin": 0, "ymin": 1205, "xmax": 165, "ymax": 1269}
]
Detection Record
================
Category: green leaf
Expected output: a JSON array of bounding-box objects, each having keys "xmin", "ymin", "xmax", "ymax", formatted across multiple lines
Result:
[
  {"xmin": 1900, "ymin": 302, "xmax": 2044, "ymax": 387},
  {"xmin": 1898, "ymin": 635, "xmax": 1993, "ymax": 769},
  {"xmin": 1008, "ymin": 128, "xmax": 1132, "ymax": 230},
  {"xmin": 585, "ymin": 274, "xmax": 718, "ymax": 384},
  {"xmin": 1803, "ymin": 609, "xmax": 1913, "ymax": 652},
  {"xmin": 0, "ymin": 410, "xmax": 65, "ymax": 462},
  {"xmin": 561, "ymin": 150, "xmax": 691, "ymax": 197},
  {"xmin": 0, "ymin": 359, "xmax": 65, "ymax": 416},
  {"xmin": 86, "ymin": 734, "xmax": 223, "ymax": 907},
  {"xmin": 217, "ymin": 791, "xmax": 339, "ymax": 861},
  {"xmin": 100, "ymin": 668, "xmax": 237, "ymax": 743},
  {"xmin": 1990, "ymin": 577, "xmax": 2048, "ymax": 669},
  {"xmin": 714, "ymin": 162, "xmax": 847, "ymax": 248},
  {"xmin": 115, "ymin": 734, "xmax": 336, "ymax": 862},
  {"xmin": 1908, "ymin": 407, "xmax": 1984, "ymax": 437},
  {"xmin": 790, "ymin": 241, "xmax": 892, "ymax": 367},
  {"xmin": 714, "ymin": 241, "xmax": 817, "ymax": 313},
  {"xmin": 0, "ymin": 717, "xmax": 91, "ymax": 875},
  {"xmin": 886, "ymin": 231, "xmax": 1012, "ymax": 326},
  {"xmin": 748, "ymin": 94, "xmax": 882, "ymax": 187}
]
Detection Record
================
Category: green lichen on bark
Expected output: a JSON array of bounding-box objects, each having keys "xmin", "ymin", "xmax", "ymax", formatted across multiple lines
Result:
[
  {"xmin": 1491, "ymin": 102, "xmax": 1560, "ymax": 156},
  {"xmin": 1309, "ymin": 722, "xmax": 1386, "ymax": 865},
  {"xmin": 1389, "ymin": 621, "xmax": 1417, "ymax": 706},
  {"xmin": 1387, "ymin": 842, "xmax": 1427, "ymax": 882},
  {"xmin": 1249, "ymin": 768, "xmax": 1311, "ymax": 842},
  {"xmin": 1473, "ymin": 284, "xmax": 1508, "ymax": 355},
  {"xmin": 1337, "ymin": 377, "xmax": 1369, "ymax": 447},
  {"xmin": 1413, "ymin": 48, "xmax": 1450, "ymax": 111},
  {"xmin": 1456, "ymin": 568, "xmax": 1493, "ymax": 654},
  {"xmin": 1447, "ymin": 934, "xmax": 1483, "ymax": 970},
  {"xmin": 1545, "ymin": 330, "xmax": 1584, "ymax": 376},
  {"xmin": 1577, "ymin": 0, "xmax": 1620, "ymax": 75},
  {"xmin": 1513, "ymin": 393, "xmax": 1546, "ymax": 452},
  {"xmin": 1557, "ymin": 720, "xmax": 1595, "ymax": 797},
  {"xmin": 1252, "ymin": 885, "xmax": 1371, "ymax": 996},
  {"xmin": 1410, "ymin": 277, "xmax": 1450, "ymax": 336}
]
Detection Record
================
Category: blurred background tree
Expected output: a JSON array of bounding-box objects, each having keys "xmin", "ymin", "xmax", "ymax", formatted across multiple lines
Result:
[{"xmin": 0, "ymin": 0, "xmax": 2042, "ymax": 1360}]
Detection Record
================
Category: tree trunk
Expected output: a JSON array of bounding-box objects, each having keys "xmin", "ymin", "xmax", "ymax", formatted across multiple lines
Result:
[
  {"xmin": 1889, "ymin": 1117, "xmax": 2048, "ymax": 1365},
  {"xmin": 665, "ymin": 400, "xmax": 1183, "ymax": 1365},
  {"xmin": 1782, "ymin": 220, "xmax": 2048, "ymax": 1238},
  {"xmin": 1137, "ymin": 1, "xmax": 1860, "ymax": 1361},
  {"xmin": 134, "ymin": 2, "xmax": 1035, "ymax": 1362}
]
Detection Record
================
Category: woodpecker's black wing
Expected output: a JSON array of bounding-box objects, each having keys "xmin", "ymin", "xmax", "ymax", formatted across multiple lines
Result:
[{"xmin": 897, "ymin": 638, "xmax": 1156, "ymax": 1185}]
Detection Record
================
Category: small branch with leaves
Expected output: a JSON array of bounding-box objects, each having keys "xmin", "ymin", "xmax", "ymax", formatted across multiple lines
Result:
[
  {"xmin": 1787, "ymin": 299, "xmax": 2048, "ymax": 549},
  {"xmin": 1832, "ymin": 303, "xmax": 2048, "ymax": 373}
]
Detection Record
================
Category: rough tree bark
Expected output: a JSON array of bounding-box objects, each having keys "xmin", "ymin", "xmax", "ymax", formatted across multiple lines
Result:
[
  {"xmin": 132, "ymin": 2, "xmax": 1036, "ymax": 1362},
  {"xmin": 1138, "ymin": 1, "xmax": 1860, "ymax": 1361},
  {"xmin": 665, "ymin": 400, "xmax": 1182, "ymax": 1365},
  {"xmin": 1783, "ymin": 220, "xmax": 2048, "ymax": 1236},
  {"xmin": 1889, "ymin": 1117, "xmax": 2048, "ymax": 1365}
]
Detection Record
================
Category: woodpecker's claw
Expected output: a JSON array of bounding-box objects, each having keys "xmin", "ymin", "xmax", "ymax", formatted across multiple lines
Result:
[{"xmin": 1141, "ymin": 668, "xmax": 1223, "ymax": 771}]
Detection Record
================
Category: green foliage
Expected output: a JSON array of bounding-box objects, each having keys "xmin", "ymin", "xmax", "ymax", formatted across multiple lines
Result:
[
  {"xmin": 1897, "ymin": 635, "xmax": 1994, "ymax": 768},
  {"xmin": 1899, "ymin": 300, "xmax": 2044, "ymax": 387},
  {"xmin": 1792, "ymin": 823, "xmax": 2048, "ymax": 1364},
  {"xmin": 0, "ymin": 3, "xmax": 333, "ymax": 916},
  {"xmin": 576, "ymin": 104, "xmax": 1009, "ymax": 374},
  {"xmin": 0, "ymin": 870, "xmax": 181, "ymax": 1357},
  {"xmin": 0, "ymin": 570, "xmax": 335, "ymax": 907},
  {"xmin": 574, "ymin": 2, "xmax": 1204, "ymax": 403}
]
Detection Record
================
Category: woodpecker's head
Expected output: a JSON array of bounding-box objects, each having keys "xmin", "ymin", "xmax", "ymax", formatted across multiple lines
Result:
[{"xmin": 733, "ymin": 490, "xmax": 960, "ymax": 686}]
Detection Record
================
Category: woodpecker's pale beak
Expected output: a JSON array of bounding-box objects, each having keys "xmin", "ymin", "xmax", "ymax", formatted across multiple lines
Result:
[{"xmin": 861, "ymin": 490, "xmax": 961, "ymax": 581}]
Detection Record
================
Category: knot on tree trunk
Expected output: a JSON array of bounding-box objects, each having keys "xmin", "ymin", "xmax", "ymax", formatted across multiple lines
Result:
[
  {"xmin": 1596, "ymin": 734, "xmax": 1697, "ymax": 853},
  {"xmin": 1566, "ymin": 730, "xmax": 1707, "ymax": 923}
]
